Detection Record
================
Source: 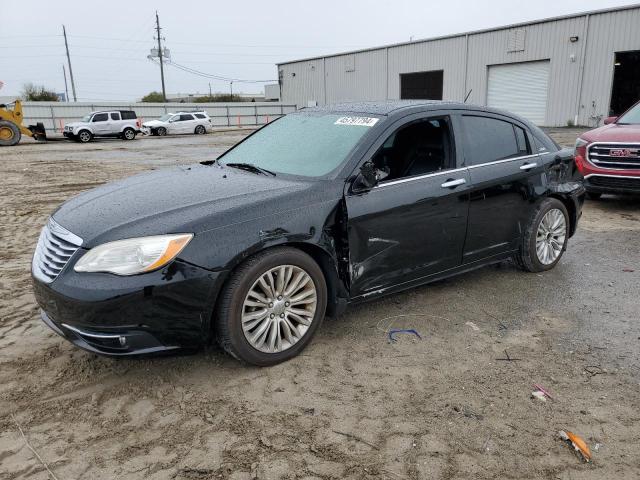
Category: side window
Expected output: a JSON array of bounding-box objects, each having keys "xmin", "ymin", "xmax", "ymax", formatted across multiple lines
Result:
[
  {"xmin": 194, "ymin": 113, "xmax": 206, "ymax": 119},
  {"xmin": 372, "ymin": 117, "xmax": 454, "ymax": 182},
  {"xmin": 110, "ymin": 112, "xmax": 120, "ymax": 121},
  {"xmin": 92, "ymin": 113, "xmax": 108, "ymax": 122},
  {"xmin": 514, "ymin": 125, "xmax": 530, "ymax": 155},
  {"xmin": 120, "ymin": 111, "xmax": 136, "ymax": 120},
  {"xmin": 461, "ymin": 115, "xmax": 521, "ymax": 165},
  {"xmin": 179, "ymin": 114, "xmax": 195, "ymax": 121}
]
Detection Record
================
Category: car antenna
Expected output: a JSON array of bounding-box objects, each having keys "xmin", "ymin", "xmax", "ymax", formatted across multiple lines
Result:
[{"xmin": 464, "ymin": 89, "xmax": 473, "ymax": 103}]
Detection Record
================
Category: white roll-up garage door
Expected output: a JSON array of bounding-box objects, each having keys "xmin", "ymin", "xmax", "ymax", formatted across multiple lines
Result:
[{"xmin": 487, "ymin": 60, "xmax": 550, "ymax": 125}]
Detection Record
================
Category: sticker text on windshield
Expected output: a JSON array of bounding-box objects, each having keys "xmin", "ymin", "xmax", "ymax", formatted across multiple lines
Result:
[{"xmin": 334, "ymin": 117, "xmax": 379, "ymax": 127}]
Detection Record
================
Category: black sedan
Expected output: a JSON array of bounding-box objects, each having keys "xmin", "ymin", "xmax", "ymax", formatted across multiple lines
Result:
[{"xmin": 32, "ymin": 101, "xmax": 585, "ymax": 365}]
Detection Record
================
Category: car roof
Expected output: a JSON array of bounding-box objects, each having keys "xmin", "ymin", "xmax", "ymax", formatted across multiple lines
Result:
[
  {"xmin": 302, "ymin": 100, "xmax": 517, "ymax": 117},
  {"xmin": 89, "ymin": 110, "xmax": 135, "ymax": 114}
]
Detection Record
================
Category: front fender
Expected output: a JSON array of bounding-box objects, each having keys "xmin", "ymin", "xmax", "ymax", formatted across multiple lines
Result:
[{"xmin": 181, "ymin": 198, "xmax": 343, "ymax": 272}]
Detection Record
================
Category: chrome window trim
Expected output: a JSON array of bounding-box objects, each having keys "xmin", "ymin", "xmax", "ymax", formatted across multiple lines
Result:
[
  {"xmin": 467, "ymin": 153, "xmax": 540, "ymax": 170},
  {"xmin": 373, "ymin": 167, "xmax": 468, "ymax": 189},
  {"xmin": 586, "ymin": 141, "xmax": 640, "ymax": 171}
]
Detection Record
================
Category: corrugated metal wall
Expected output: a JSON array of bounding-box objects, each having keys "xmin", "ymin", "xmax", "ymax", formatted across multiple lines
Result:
[
  {"xmin": 21, "ymin": 102, "xmax": 297, "ymax": 131},
  {"xmin": 579, "ymin": 8, "xmax": 640, "ymax": 126},
  {"xmin": 278, "ymin": 6, "xmax": 640, "ymax": 127}
]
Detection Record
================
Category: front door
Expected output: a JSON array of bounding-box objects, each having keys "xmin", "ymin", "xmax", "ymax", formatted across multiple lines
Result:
[
  {"xmin": 91, "ymin": 112, "xmax": 110, "ymax": 135},
  {"xmin": 345, "ymin": 114, "xmax": 470, "ymax": 298},
  {"xmin": 459, "ymin": 113, "xmax": 542, "ymax": 264}
]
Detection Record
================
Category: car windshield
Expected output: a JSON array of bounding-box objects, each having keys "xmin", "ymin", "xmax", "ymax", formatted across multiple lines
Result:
[
  {"xmin": 158, "ymin": 114, "xmax": 173, "ymax": 122},
  {"xmin": 218, "ymin": 113, "xmax": 380, "ymax": 177},
  {"xmin": 617, "ymin": 103, "xmax": 640, "ymax": 124},
  {"xmin": 81, "ymin": 114, "xmax": 92, "ymax": 122}
]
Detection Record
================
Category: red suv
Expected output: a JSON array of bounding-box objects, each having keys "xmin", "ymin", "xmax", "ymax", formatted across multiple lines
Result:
[{"xmin": 574, "ymin": 101, "xmax": 640, "ymax": 199}]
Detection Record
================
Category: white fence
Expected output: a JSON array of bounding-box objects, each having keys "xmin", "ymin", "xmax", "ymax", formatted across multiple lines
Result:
[{"xmin": 21, "ymin": 101, "xmax": 298, "ymax": 132}]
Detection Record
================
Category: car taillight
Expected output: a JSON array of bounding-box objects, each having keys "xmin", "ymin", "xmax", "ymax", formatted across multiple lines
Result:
[{"xmin": 574, "ymin": 138, "xmax": 588, "ymax": 173}]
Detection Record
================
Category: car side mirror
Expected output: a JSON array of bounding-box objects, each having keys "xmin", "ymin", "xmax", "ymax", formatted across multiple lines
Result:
[
  {"xmin": 603, "ymin": 116, "xmax": 618, "ymax": 125},
  {"xmin": 352, "ymin": 161, "xmax": 389, "ymax": 193}
]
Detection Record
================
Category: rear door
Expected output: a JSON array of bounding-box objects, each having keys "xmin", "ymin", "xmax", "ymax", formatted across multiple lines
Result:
[
  {"xmin": 109, "ymin": 112, "xmax": 122, "ymax": 134},
  {"xmin": 345, "ymin": 112, "xmax": 471, "ymax": 298},
  {"xmin": 459, "ymin": 113, "xmax": 542, "ymax": 264}
]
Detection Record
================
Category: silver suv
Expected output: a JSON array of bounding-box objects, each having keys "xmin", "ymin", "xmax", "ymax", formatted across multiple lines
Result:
[{"xmin": 64, "ymin": 110, "xmax": 141, "ymax": 143}]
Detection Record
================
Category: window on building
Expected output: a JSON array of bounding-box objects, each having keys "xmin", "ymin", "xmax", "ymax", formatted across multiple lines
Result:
[{"xmin": 400, "ymin": 70, "xmax": 444, "ymax": 100}]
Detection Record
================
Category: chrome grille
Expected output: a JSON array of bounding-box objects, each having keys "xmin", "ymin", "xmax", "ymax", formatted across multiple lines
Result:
[
  {"xmin": 32, "ymin": 218, "xmax": 83, "ymax": 283},
  {"xmin": 587, "ymin": 143, "xmax": 640, "ymax": 170}
]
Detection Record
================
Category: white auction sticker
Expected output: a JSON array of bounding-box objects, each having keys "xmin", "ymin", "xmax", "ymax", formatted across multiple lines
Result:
[{"xmin": 334, "ymin": 116, "xmax": 379, "ymax": 127}]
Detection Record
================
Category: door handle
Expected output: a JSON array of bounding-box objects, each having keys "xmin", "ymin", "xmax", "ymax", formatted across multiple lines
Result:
[
  {"xmin": 441, "ymin": 178, "xmax": 466, "ymax": 188},
  {"xmin": 520, "ymin": 162, "xmax": 538, "ymax": 171}
]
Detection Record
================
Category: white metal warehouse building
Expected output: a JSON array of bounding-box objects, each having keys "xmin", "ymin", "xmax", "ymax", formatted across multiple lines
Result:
[{"xmin": 277, "ymin": 4, "xmax": 640, "ymax": 127}]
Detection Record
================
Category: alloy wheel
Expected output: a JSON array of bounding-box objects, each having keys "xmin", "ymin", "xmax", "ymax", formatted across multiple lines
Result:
[
  {"xmin": 241, "ymin": 265, "xmax": 317, "ymax": 353},
  {"xmin": 535, "ymin": 208, "xmax": 566, "ymax": 265}
]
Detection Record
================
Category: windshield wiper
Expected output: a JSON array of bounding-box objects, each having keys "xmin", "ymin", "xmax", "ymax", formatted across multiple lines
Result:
[{"xmin": 225, "ymin": 162, "xmax": 276, "ymax": 176}]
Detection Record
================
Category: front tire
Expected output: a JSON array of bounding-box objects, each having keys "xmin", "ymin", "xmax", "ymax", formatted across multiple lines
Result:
[
  {"xmin": 215, "ymin": 247, "xmax": 327, "ymax": 366},
  {"xmin": 0, "ymin": 120, "xmax": 21, "ymax": 146},
  {"xmin": 514, "ymin": 197, "xmax": 569, "ymax": 272},
  {"xmin": 77, "ymin": 130, "xmax": 92, "ymax": 143},
  {"xmin": 156, "ymin": 127, "xmax": 167, "ymax": 136},
  {"xmin": 122, "ymin": 128, "xmax": 136, "ymax": 140}
]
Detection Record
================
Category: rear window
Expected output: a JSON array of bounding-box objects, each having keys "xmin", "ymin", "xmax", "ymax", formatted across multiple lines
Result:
[
  {"xmin": 194, "ymin": 113, "xmax": 206, "ymax": 119},
  {"xmin": 110, "ymin": 112, "xmax": 120, "ymax": 121},
  {"xmin": 461, "ymin": 115, "xmax": 522, "ymax": 165},
  {"xmin": 120, "ymin": 111, "xmax": 137, "ymax": 120}
]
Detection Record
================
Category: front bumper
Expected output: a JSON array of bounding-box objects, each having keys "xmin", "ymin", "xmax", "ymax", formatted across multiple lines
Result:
[
  {"xmin": 584, "ymin": 174, "xmax": 640, "ymax": 195},
  {"xmin": 32, "ymin": 257, "xmax": 226, "ymax": 357}
]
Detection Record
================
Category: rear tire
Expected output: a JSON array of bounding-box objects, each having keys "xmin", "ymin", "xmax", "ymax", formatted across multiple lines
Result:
[
  {"xmin": 157, "ymin": 127, "xmax": 167, "ymax": 136},
  {"xmin": 514, "ymin": 197, "xmax": 569, "ymax": 273},
  {"xmin": 122, "ymin": 128, "xmax": 136, "ymax": 140},
  {"xmin": 77, "ymin": 129, "xmax": 92, "ymax": 143},
  {"xmin": 586, "ymin": 192, "xmax": 602, "ymax": 200},
  {"xmin": 0, "ymin": 120, "xmax": 21, "ymax": 146},
  {"xmin": 215, "ymin": 247, "xmax": 327, "ymax": 366},
  {"xmin": 194, "ymin": 125, "xmax": 206, "ymax": 135}
]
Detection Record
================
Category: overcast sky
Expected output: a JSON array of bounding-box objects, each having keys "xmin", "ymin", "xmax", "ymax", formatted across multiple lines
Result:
[{"xmin": 0, "ymin": 0, "xmax": 635, "ymax": 101}]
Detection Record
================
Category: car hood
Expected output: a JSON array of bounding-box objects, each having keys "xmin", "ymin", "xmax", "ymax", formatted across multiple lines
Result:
[
  {"xmin": 52, "ymin": 164, "xmax": 339, "ymax": 247},
  {"xmin": 582, "ymin": 123, "xmax": 640, "ymax": 143},
  {"xmin": 65, "ymin": 122, "xmax": 86, "ymax": 129},
  {"xmin": 142, "ymin": 120, "xmax": 166, "ymax": 127}
]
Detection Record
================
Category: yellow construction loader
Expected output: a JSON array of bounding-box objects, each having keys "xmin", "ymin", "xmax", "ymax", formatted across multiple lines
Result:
[{"xmin": 0, "ymin": 100, "xmax": 47, "ymax": 146}]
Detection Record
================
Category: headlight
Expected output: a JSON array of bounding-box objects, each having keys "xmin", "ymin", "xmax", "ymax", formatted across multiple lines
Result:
[
  {"xmin": 575, "ymin": 137, "xmax": 588, "ymax": 149},
  {"xmin": 74, "ymin": 234, "xmax": 193, "ymax": 275}
]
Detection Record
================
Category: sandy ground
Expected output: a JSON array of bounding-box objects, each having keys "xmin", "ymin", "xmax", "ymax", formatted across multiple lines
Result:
[{"xmin": 1, "ymin": 129, "xmax": 639, "ymax": 479}]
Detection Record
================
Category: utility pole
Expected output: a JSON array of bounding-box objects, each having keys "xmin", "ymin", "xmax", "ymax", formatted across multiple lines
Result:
[
  {"xmin": 209, "ymin": 82, "xmax": 212, "ymax": 99},
  {"xmin": 62, "ymin": 25, "xmax": 77, "ymax": 102},
  {"xmin": 62, "ymin": 64, "xmax": 69, "ymax": 102},
  {"xmin": 230, "ymin": 81, "xmax": 233, "ymax": 99},
  {"xmin": 155, "ymin": 11, "xmax": 167, "ymax": 102}
]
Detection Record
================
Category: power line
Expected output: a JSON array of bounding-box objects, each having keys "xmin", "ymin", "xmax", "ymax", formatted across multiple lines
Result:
[{"xmin": 154, "ymin": 58, "xmax": 276, "ymax": 83}]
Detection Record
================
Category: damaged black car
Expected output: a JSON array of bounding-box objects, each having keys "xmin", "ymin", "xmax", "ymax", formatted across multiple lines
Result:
[{"xmin": 32, "ymin": 101, "xmax": 585, "ymax": 365}]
